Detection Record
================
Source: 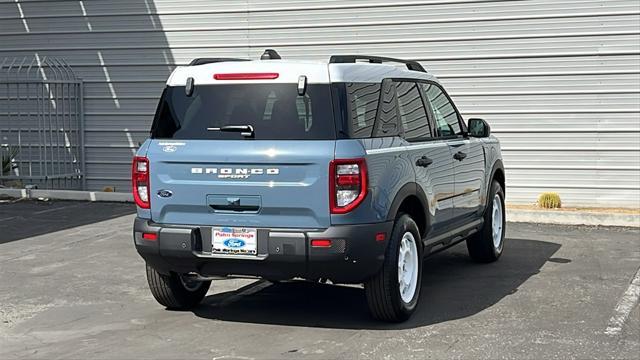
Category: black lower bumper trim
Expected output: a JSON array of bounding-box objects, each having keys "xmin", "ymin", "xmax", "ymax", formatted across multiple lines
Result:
[{"xmin": 133, "ymin": 217, "xmax": 393, "ymax": 284}]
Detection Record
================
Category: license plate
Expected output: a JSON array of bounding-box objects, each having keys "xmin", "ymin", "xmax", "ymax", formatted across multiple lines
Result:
[{"xmin": 212, "ymin": 227, "xmax": 257, "ymax": 255}]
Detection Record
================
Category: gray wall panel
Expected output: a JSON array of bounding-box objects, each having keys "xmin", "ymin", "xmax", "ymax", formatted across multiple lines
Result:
[{"xmin": 1, "ymin": 0, "xmax": 638, "ymax": 207}]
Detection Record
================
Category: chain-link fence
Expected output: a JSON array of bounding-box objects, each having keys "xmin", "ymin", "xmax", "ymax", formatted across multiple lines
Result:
[{"xmin": 0, "ymin": 56, "xmax": 85, "ymax": 190}]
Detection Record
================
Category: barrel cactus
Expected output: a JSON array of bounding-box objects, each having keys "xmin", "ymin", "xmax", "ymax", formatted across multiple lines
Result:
[{"xmin": 538, "ymin": 192, "xmax": 562, "ymax": 209}]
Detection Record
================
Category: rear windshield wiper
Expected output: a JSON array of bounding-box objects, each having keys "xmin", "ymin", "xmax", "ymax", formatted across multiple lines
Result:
[{"xmin": 207, "ymin": 125, "xmax": 254, "ymax": 138}]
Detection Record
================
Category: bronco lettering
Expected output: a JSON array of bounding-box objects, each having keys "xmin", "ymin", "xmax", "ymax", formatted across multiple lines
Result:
[{"xmin": 191, "ymin": 167, "xmax": 280, "ymax": 179}]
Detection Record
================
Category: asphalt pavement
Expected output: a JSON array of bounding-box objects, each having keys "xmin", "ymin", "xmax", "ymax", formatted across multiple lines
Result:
[
  {"xmin": 0, "ymin": 199, "xmax": 135, "ymax": 244},
  {"xmin": 0, "ymin": 200, "xmax": 638, "ymax": 359}
]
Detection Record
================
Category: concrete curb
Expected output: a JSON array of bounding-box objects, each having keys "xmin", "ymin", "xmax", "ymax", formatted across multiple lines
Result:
[
  {"xmin": 0, "ymin": 188, "xmax": 132, "ymax": 202},
  {"xmin": 1, "ymin": 188, "xmax": 638, "ymax": 227},
  {"xmin": 507, "ymin": 209, "xmax": 640, "ymax": 228}
]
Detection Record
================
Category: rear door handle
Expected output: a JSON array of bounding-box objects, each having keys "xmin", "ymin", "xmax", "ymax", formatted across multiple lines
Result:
[
  {"xmin": 207, "ymin": 195, "xmax": 261, "ymax": 213},
  {"xmin": 416, "ymin": 156, "xmax": 433, "ymax": 168},
  {"xmin": 210, "ymin": 204, "xmax": 260, "ymax": 212},
  {"xmin": 453, "ymin": 151, "xmax": 467, "ymax": 161}
]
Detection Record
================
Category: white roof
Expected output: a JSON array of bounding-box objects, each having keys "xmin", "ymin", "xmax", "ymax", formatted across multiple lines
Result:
[
  {"xmin": 166, "ymin": 59, "xmax": 439, "ymax": 86},
  {"xmin": 328, "ymin": 63, "xmax": 437, "ymax": 83}
]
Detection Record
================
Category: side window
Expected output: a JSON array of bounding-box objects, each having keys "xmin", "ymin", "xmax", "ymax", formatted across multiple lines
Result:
[
  {"xmin": 421, "ymin": 83, "xmax": 461, "ymax": 137},
  {"xmin": 372, "ymin": 79, "xmax": 400, "ymax": 137},
  {"xmin": 395, "ymin": 81, "xmax": 431, "ymax": 141},
  {"xmin": 346, "ymin": 83, "xmax": 380, "ymax": 138}
]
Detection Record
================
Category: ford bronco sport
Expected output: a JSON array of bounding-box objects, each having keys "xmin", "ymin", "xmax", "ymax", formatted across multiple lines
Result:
[{"xmin": 133, "ymin": 49, "xmax": 506, "ymax": 322}]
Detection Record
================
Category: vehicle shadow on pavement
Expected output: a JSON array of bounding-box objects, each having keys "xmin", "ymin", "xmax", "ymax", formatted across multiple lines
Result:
[
  {"xmin": 0, "ymin": 200, "xmax": 136, "ymax": 244},
  {"xmin": 192, "ymin": 238, "xmax": 561, "ymax": 329}
]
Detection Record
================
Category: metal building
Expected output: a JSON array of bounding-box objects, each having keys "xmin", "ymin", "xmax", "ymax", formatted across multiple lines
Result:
[{"xmin": 0, "ymin": 0, "xmax": 639, "ymax": 207}]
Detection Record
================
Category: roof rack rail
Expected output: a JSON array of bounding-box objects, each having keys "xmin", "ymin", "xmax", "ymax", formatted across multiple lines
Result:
[
  {"xmin": 329, "ymin": 55, "xmax": 426, "ymax": 73},
  {"xmin": 188, "ymin": 58, "xmax": 249, "ymax": 66}
]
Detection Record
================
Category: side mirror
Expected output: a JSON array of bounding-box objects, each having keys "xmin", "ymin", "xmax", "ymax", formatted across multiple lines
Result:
[{"xmin": 468, "ymin": 118, "xmax": 491, "ymax": 138}]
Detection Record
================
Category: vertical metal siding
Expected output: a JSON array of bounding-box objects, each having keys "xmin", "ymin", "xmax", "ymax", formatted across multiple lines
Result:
[{"xmin": 1, "ymin": 0, "xmax": 638, "ymax": 207}]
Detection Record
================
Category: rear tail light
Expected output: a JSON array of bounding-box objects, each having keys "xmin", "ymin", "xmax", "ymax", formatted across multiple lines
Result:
[
  {"xmin": 330, "ymin": 158, "xmax": 367, "ymax": 214},
  {"xmin": 213, "ymin": 73, "xmax": 279, "ymax": 80},
  {"xmin": 132, "ymin": 156, "xmax": 150, "ymax": 209}
]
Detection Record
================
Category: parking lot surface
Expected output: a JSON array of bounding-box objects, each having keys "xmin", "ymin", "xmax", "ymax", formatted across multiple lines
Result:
[
  {"xmin": 1, "ymin": 201, "xmax": 638, "ymax": 359},
  {"xmin": 0, "ymin": 199, "xmax": 135, "ymax": 244}
]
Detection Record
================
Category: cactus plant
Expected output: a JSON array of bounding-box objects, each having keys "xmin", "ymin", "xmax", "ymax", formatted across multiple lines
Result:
[{"xmin": 538, "ymin": 192, "xmax": 562, "ymax": 209}]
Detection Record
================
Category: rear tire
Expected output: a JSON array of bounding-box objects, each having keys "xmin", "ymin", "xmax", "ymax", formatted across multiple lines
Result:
[
  {"xmin": 146, "ymin": 264, "xmax": 211, "ymax": 310},
  {"xmin": 365, "ymin": 214, "xmax": 423, "ymax": 322},
  {"xmin": 466, "ymin": 180, "xmax": 506, "ymax": 263}
]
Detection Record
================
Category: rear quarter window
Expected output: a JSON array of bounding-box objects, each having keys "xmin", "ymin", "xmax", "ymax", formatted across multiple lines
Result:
[
  {"xmin": 345, "ymin": 83, "xmax": 380, "ymax": 138},
  {"xmin": 334, "ymin": 80, "xmax": 406, "ymax": 139}
]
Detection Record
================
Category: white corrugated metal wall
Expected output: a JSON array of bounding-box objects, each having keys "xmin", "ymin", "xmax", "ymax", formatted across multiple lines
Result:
[{"xmin": 1, "ymin": 0, "xmax": 639, "ymax": 207}]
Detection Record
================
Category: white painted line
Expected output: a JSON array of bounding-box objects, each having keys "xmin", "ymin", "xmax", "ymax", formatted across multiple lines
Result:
[
  {"xmin": 78, "ymin": 0, "xmax": 93, "ymax": 31},
  {"xmin": 97, "ymin": 51, "xmax": 120, "ymax": 108},
  {"xmin": 34, "ymin": 53, "xmax": 57, "ymax": 109},
  {"xmin": 124, "ymin": 128, "xmax": 137, "ymax": 155},
  {"xmin": 14, "ymin": 0, "xmax": 30, "ymax": 32},
  {"xmin": 63, "ymin": 132, "xmax": 78, "ymax": 162},
  {"xmin": 79, "ymin": 1, "xmax": 88, "ymax": 16},
  {"xmin": 605, "ymin": 267, "xmax": 640, "ymax": 336}
]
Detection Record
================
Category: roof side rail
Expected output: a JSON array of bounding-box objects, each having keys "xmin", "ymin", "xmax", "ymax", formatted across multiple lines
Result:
[
  {"xmin": 329, "ymin": 55, "xmax": 426, "ymax": 73},
  {"xmin": 188, "ymin": 58, "xmax": 249, "ymax": 66}
]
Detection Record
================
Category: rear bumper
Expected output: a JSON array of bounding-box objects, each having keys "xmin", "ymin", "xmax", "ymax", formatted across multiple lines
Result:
[{"xmin": 133, "ymin": 217, "xmax": 393, "ymax": 284}]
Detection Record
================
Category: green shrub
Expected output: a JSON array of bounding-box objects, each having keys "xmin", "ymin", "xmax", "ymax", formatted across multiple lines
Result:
[
  {"xmin": 1, "ymin": 146, "xmax": 18, "ymax": 175},
  {"xmin": 538, "ymin": 192, "xmax": 562, "ymax": 209}
]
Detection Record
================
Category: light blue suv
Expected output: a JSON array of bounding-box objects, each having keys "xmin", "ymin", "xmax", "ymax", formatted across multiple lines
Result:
[{"xmin": 133, "ymin": 50, "xmax": 506, "ymax": 322}]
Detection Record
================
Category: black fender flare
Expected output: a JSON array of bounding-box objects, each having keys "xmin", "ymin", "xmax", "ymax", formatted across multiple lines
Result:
[
  {"xmin": 485, "ymin": 159, "xmax": 505, "ymax": 210},
  {"xmin": 488, "ymin": 159, "xmax": 505, "ymax": 191},
  {"xmin": 385, "ymin": 182, "xmax": 432, "ymax": 235}
]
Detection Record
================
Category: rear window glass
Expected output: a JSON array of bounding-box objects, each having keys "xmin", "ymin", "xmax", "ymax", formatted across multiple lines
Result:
[{"xmin": 151, "ymin": 84, "xmax": 335, "ymax": 140}]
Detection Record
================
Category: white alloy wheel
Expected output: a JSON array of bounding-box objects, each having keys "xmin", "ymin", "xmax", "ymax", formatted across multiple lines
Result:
[
  {"xmin": 492, "ymin": 194, "xmax": 504, "ymax": 249},
  {"xmin": 398, "ymin": 231, "xmax": 419, "ymax": 303}
]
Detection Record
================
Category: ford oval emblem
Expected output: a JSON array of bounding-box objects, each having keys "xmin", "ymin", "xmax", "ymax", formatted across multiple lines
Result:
[
  {"xmin": 224, "ymin": 238, "xmax": 246, "ymax": 248},
  {"xmin": 157, "ymin": 189, "xmax": 173, "ymax": 198}
]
